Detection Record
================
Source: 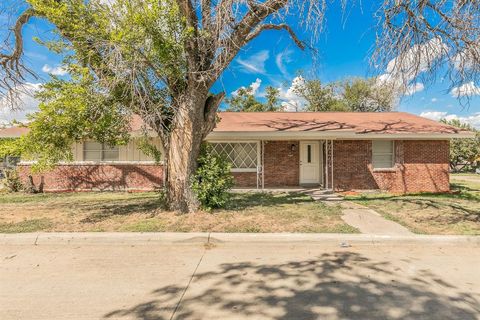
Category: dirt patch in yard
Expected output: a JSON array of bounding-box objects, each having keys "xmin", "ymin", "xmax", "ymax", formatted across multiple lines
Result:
[{"xmin": 0, "ymin": 192, "xmax": 357, "ymax": 233}]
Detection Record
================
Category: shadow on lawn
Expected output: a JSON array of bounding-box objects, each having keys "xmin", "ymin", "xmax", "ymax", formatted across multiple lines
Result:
[
  {"xmin": 104, "ymin": 251, "xmax": 479, "ymax": 320},
  {"xmin": 223, "ymin": 192, "xmax": 314, "ymax": 211},
  {"xmin": 80, "ymin": 197, "xmax": 162, "ymax": 223}
]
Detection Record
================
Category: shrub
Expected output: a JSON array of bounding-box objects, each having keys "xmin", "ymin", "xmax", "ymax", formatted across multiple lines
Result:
[
  {"xmin": 2, "ymin": 169, "xmax": 23, "ymax": 192},
  {"xmin": 192, "ymin": 144, "xmax": 234, "ymax": 210}
]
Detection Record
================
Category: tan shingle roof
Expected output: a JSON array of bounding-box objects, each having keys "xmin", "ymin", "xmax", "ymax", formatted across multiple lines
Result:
[
  {"xmin": 0, "ymin": 126, "xmax": 29, "ymax": 138},
  {"xmin": 214, "ymin": 112, "xmax": 465, "ymax": 134},
  {"xmin": 0, "ymin": 112, "xmax": 473, "ymax": 138}
]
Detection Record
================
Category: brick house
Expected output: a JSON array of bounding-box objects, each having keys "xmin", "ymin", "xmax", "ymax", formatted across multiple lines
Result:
[{"xmin": 2, "ymin": 112, "xmax": 474, "ymax": 193}]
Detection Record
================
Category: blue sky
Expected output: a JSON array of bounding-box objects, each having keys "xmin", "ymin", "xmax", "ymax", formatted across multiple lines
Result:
[{"xmin": 1, "ymin": 0, "xmax": 479, "ymax": 127}]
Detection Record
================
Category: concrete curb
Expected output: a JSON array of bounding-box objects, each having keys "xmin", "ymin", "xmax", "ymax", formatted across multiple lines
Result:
[{"xmin": 1, "ymin": 232, "xmax": 479, "ymax": 246}]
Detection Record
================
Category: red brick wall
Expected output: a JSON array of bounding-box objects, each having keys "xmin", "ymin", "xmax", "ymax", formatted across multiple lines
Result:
[
  {"xmin": 333, "ymin": 140, "xmax": 450, "ymax": 193},
  {"xmin": 17, "ymin": 164, "xmax": 163, "ymax": 191},
  {"xmin": 17, "ymin": 140, "xmax": 450, "ymax": 193},
  {"xmin": 263, "ymin": 140, "xmax": 299, "ymax": 187},
  {"xmin": 332, "ymin": 140, "xmax": 378, "ymax": 190},
  {"xmin": 232, "ymin": 172, "xmax": 258, "ymax": 187}
]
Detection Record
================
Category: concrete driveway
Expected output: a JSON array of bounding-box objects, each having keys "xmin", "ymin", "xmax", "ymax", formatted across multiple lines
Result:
[{"xmin": 1, "ymin": 233, "xmax": 480, "ymax": 320}]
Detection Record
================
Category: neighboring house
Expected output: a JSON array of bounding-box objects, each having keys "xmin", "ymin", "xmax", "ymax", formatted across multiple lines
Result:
[{"xmin": 0, "ymin": 112, "xmax": 474, "ymax": 193}]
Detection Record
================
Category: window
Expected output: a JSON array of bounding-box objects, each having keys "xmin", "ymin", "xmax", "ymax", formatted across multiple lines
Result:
[
  {"xmin": 83, "ymin": 142, "xmax": 119, "ymax": 161},
  {"xmin": 210, "ymin": 142, "xmax": 258, "ymax": 171},
  {"xmin": 372, "ymin": 140, "xmax": 394, "ymax": 169}
]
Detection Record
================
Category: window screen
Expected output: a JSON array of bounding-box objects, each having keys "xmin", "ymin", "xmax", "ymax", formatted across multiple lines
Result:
[
  {"xmin": 84, "ymin": 142, "xmax": 119, "ymax": 161},
  {"xmin": 210, "ymin": 142, "xmax": 258, "ymax": 169},
  {"xmin": 372, "ymin": 140, "xmax": 394, "ymax": 169}
]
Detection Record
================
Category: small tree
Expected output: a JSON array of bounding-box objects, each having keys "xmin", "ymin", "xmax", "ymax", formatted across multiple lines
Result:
[
  {"xmin": 298, "ymin": 77, "xmax": 396, "ymax": 112},
  {"xmin": 226, "ymin": 86, "xmax": 280, "ymax": 112},
  {"xmin": 295, "ymin": 79, "xmax": 347, "ymax": 112},
  {"xmin": 440, "ymin": 119, "xmax": 480, "ymax": 172},
  {"xmin": 340, "ymin": 78, "xmax": 396, "ymax": 112}
]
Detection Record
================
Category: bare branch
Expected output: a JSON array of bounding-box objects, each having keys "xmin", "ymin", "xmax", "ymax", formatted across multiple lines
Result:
[
  {"xmin": 246, "ymin": 23, "xmax": 306, "ymax": 50},
  {"xmin": 0, "ymin": 7, "xmax": 37, "ymax": 107}
]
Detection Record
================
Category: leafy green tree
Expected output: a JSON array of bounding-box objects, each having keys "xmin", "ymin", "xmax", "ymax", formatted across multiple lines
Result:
[
  {"xmin": 18, "ymin": 68, "xmax": 130, "ymax": 171},
  {"xmin": 226, "ymin": 86, "xmax": 280, "ymax": 112},
  {"xmin": 296, "ymin": 77, "xmax": 395, "ymax": 112},
  {"xmin": 440, "ymin": 119, "xmax": 480, "ymax": 172},
  {"xmin": 225, "ymin": 87, "xmax": 265, "ymax": 112},
  {"xmin": 296, "ymin": 79, "xmax": 347, "ymax": 111},
  {"xmin": 265, "ymin": 86, "xmax": 281, "ymax": 111},
  {"xmin": 340, "ymin": 78, "xmax": 395, "ymax": 112}
]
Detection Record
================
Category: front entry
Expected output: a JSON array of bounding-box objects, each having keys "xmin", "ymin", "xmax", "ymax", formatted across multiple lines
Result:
[{"xmin": 299, "ymin": 141, "xmax": 320, "ymax": 185}]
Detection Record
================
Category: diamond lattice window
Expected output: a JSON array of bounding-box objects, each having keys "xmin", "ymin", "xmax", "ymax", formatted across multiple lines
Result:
[{"xmin": 210, "ymin": 142, "xmax": 258, "ymax": 169}]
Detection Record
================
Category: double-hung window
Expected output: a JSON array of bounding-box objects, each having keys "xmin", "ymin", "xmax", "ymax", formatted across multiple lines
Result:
[
  {"xmin": 372, "ymin": 140, "xmax": 394, "ymax": 169},
  {"xmin": 210, "ymin": 142, "xmax": 258, "ymax": 172},
  {"xmin": 83, "ymin": 142, "xmax": 119, "ymax": 162}
]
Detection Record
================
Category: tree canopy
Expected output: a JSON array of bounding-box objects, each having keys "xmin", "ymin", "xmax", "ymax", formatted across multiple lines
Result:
[
  {"xmin": 292, "ymin": 77, "xmax": 396, "ymax": 112},
  {"xmin": 225, "ymin": 86, "xmax": 280, "ymax": 112},
  {"xmin": 440, "ymin": 119, "xmax": 479, "ymax": 172}
]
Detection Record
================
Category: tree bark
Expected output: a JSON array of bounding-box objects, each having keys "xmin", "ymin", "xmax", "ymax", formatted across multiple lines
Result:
[{"xmin": 164, "ymin": 91, "xmax": 209, "ymax": 213}]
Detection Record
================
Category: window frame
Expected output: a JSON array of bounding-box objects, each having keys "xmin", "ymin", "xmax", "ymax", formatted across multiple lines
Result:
[
  {"xmin": 83, "ymin": 141, "xmax": 120, "ymax": 162},
  {"xmin": 372, "ymin": 140, "xmax": 395, "ymax": 170},
  {"xmin": 209, "ymin": 141, "xmax": 260, "ymax": 172}
]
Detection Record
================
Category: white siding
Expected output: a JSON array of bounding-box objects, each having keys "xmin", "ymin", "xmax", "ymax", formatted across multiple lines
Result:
[{"xmin": 72, "ymin": 138, "xmax": 162, "ymax": 162}]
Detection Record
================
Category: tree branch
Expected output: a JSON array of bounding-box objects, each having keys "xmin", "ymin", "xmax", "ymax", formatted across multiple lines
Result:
[
  {"xmin": 202, "ymin": 91, "xmax": 225, "ymax": 138},
  {"xmin": 0, "ymin": 7, "xmax": 37, "ymax": 107},
  {"xmin": 175, "ymin": 0, "xmax": 198, "ymax": 30},
  {"xmin": 246, "ymin": 23, "xmax": 305, "ymax": 50},
  {"xmin": 209, "ymin": 0, "xmax": 289, "ymax": 82}
]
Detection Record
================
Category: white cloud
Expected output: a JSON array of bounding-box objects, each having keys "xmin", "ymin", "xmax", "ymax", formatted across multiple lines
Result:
[
  {"xmin": 0, "ymin": 83, "xmax": 42, "ymax": 125},
  {"xmin": 378, "ymin": 37, "xmax": 447, "ymax": 96},
  {"xmin": 275, "ymin": 50, "xmax": 293, "ymax": 77},
  {"xmin": 431, "ymin": 98, "xmax": 438, "ymax": 102},
  {"xmin": 420, "ymin": 111, "xmax": 480, "ymax": 129},
  {"xmin": 42, "ymin": 64, "xmax": 68, "ymax": 76},
  {"xmin": 249, "ymin": 78, "xmax": 262, "ymax": 95},
  {"xmin": 231, "ymin": 78, "xmax": 262, "ymax": 96},
  {"xmin": 450, "ymin": 81, "xmax": 480, "ymax": 97},
  {"xmin": 405, "ymin": 82, "xmax": 424, "ymax": 96},
  {"xmin": 236, "ymin": 50, "xmax": 270, "ymax": 74},
  {"xmin": 419, "ymin": 111, "xmax": 448, "ymax": 121},
  {"xmin": 278, "ymin": 76, "xmax": 306, "ymax": 111}
]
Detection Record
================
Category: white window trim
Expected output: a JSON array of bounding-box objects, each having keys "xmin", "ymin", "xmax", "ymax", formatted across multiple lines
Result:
[
  {"xmin": 372, "ymin": 140, "xmax": 395, "ymax": 170},
  {"xmin": 209, "ymin": 140, "xmax": 260, "ymax": 172}
]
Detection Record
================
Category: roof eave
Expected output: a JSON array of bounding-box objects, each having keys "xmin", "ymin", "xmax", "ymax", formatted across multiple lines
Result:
[{"xmin": 206, "ymin": 131, "xmax": 475, "ymax": 140}]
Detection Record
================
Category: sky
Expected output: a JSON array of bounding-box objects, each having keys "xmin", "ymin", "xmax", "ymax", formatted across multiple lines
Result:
[{"xmin": 1, "ymin": 0, "xmax": 479, "ymax": 128}]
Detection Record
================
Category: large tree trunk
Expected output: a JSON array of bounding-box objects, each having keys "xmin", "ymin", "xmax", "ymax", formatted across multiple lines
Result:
[{"xmin": 164, "ymin": 91, "xmax": 211, "ymax": 213}]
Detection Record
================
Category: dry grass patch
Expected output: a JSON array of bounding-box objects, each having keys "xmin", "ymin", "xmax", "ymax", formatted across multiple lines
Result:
[
  {"xmin": 0, "ymin": 191, "xmax": 357, "ymax": 233},
  {"xmin": 346, "ymin": 174, "xmax": 480, "ymax": 235}
]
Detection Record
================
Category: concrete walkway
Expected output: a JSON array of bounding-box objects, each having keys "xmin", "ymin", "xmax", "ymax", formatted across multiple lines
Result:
[
  {"xmin": 302, "ymin": 190, "xmax": 414, "ymax": 235},
  {"xmin": 339, "ymin": 202, "xmax": 413, "ymax": 235},
  {"xmin": 1, "ymin": 233, "xmax": 479, "ymax": 320}
]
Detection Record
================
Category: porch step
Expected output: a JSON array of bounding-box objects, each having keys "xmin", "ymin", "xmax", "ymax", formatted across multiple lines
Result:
[{"xmin": 301, "ymin": 189, "xmax": 344, "ymax": 202}]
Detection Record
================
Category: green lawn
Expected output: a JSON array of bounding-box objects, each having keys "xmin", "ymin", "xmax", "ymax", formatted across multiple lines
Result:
[
  {"xmin": 0, "ymin": 191, "xmax": 357, "ymax": 233},
  {"xmin": 345, "ymin": 174, "xmax": 480, "ymax": 235}
]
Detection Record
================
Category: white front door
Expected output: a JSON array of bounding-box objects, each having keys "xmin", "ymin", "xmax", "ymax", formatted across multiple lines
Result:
[{"xmin": 299, "ymin": 141, "xmax": 320, "ymax": 185}]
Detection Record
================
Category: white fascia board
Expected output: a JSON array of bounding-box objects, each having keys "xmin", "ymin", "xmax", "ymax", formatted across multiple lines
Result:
[{"xmin": 206, "ymin": 131, "xmax": 475, "ymax": 140}]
